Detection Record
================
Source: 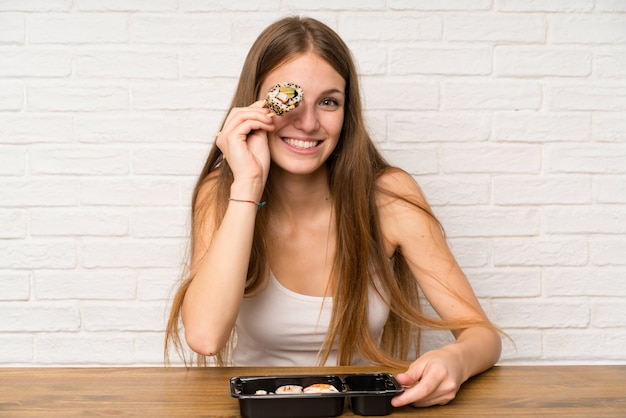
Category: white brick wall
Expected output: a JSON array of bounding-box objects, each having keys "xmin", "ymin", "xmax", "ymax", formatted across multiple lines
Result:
[{"xmin": 1, "ymin": 1, "xmax": 625, "ymax": 366}]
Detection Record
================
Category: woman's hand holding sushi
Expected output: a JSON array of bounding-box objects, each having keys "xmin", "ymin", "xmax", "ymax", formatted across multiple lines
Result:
[
  {"xmin": 391, "ymin": 346, "xmax": 465, "ymax": 408},
  {"xmin": 216, "ymin": 100, "xmax": 275, "ymax": 195}
]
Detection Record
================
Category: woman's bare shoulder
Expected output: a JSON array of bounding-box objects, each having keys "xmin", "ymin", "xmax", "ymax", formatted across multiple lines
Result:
[
  {"xmin": 375, "ymin": 168, "xmax": 438, "ymax": 251},
  {"xmin": 375, "ymin": 168, "xmax": 428, "ymax": 208}
]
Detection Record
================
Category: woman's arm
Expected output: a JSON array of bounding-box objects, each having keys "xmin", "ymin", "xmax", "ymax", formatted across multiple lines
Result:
[
  {"xmin": 181, "ymin": 102, "xmax": 274, "ymax": 356},
  {"xmin": 377, "ymin": 170, "xmax": 501, "ymax": 407}
]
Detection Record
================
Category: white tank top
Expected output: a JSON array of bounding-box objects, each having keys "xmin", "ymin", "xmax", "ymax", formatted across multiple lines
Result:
[{"xmin": 232, "ymin": 273, "xmax": 390, "ymax": 366}]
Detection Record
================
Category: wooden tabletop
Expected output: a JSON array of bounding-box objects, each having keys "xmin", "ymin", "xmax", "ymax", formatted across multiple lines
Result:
[{"xmin": 1, "ymin": 365, "xmax": 625, "ymax": 417}]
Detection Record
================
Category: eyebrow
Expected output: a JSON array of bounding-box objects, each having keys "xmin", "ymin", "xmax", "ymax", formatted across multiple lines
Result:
[{"xmin": 319, "ymin": 88, "xmax": 345, "ymax": 97}]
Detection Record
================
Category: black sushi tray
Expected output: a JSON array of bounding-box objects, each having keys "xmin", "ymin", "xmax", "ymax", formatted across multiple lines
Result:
[{"xmin": 229, "ymin": 372, "xmax": 404, "ymax": 417}]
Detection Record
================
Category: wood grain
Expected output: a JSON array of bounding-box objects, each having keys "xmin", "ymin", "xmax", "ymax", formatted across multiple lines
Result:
[{"xmin": 1, "ymin": 366, "xmax": 625, "ymax": 417}]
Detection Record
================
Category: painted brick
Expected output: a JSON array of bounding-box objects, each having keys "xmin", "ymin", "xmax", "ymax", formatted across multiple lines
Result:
[
  {"xmin": 179, "ymin": 178, "xmax": 197, "ymax": 207},
  {"xmin": 390, "ymin": 0, "xmax": 491, "ymax": 11},
  {"xmin": 440, "ymin": 145, "xmax": 542, "ymax": 174},
  {"xmin": 592, "ymin": 113, "xmax": 626, "ymax": 142},
  {"xmin": 0, "ymin": 209, "xmax": 26, "ymax": 239},
  {"xmin": 492, "ymin": 299, "xmax": 590, "ymax": 329},
  {"xmin": 30, "ymin": 146, "xmax": 130, "ymax": 175},
  {"xmin": 181, "ymin": 112, "xmax": 225, "ymax": 143},
  {"xmin": 130, "ymin": 208, "xmax": 189, "ymax": 238},
  {"xmin": 79, "ymin": 178, "xmax": 180, "ymax": 206},
  {"xmin": 444, "ymin": 80, "xmax": 542, "ymax": 110},
  {"xmin": 595, "ymin": 176, "xmax": 626, "ymax": 204},
  {"xmin": 75, "ymin": 113, "xmax": 180, "ymax": 143},
  {"xmin": 447, "ymin": 238, "xmax": 490, "ymax": 268},
  {"xmin": 0, "ymin": 48, "xmax": 72, "ymax": 77},
  {"xmin": 0, "ymin": 13, "xmax": 24, "ymax": 44},
  {"xmin": 498, "ymin": 330, "xmax": 543, "ymax": 362},
  {"xmin": 0, "ymin": 303, "xmax": 80, "ymax": 331},
  {"xmin": 28, "ymin": 15, "xmax": 128, "ymax": 44},
  {"xmin": 0, "ymin": 146, "xmax": 26, "ymax": 175},
  {"xmin": 445, "ymin": 14, "xmax": 546, "ymax": 43},
  {"xmin": 365, "ymin": 110, "xmax": 387, "ymax": 144},
  {"xmin": 78, "ymin": 0, "xmax": 177, "ymax": 12},
  {"xmin": 496, "ymin": 0, "xmax": 594, "ymax": 12},
  {"xmin": 595, "ymin": 0, "xmax": 626, "ymax": 12},
  {"xmin": 136, "ymin": 268, "xmax": 180, "ymax": 301},
  {"xmin": 465, "ymin": 268, "xmax": 542, "ymax": 298},
  {"xmin": 0, "ymin": 81, "xmax": 23, "ymax": 110},
  {"xmin": 543, "ymin": 330, "xmax": 626, "ymax": 361},
  {"xmin": 547, "ymin": 145, "xmax": 626, "ymax": 174},
  {"xmin": 0, "ymin": 240, "xmax": 77, "ymax": 269},
  {"xmin": 390, "ymin": 47, "xmax": 491, "ymax": 76},
  {"xmin": 27, "ymin": 82, "xmax": 129, "ymax": 112},
  {"xmin": 543, "ymin": 206, "xmax": 626, "ymax": 235},
  {"xmin": 130, "ymin": 15, "xmax": 231, "ymax": 44},
  {"xmin": 0, "ymin": 335, "xmax": 33, "ymax": 364},
  {"xmin": 339, "ymin": 13, "xmax": 442, "ymax": 41},
  {"xmin": 181, "ymin": 0, "xmax": 281, "ymax": 11},
  {"xmin": 0, "ymin": 0, "xmax": 71, "ymax": 11},
  {"xmin": 419, "ymin": 175, "xmax": 490, "ymax": 206},
  {"xmin": 33, "ymin": 269, "xmax": 137, "ymax": 300},
  {"xmin": 180, "ymin": 45, "xmax": 248, "ymax": 78},
  {"xmin": 75, "ymin": 49, "xmax": 179, "ymax": 79},
  {"xmin": 493, "ymin": 238, "xmax": 588, "ymax": 267},
  {"xmin": 495, "ymin": 47, "xmax": 591, "ymax": 77},
  {"xmin": 30, "ymin": 208, "xmax": 129, "ymax": 237},
  {"xmin": 35, "ymin": 333, "xmax": 136, "ymax": 365},
  {"xmin": 594, "ymin": 48, "xmax": 626, "ymax": 78},
  {"xmin": 493, "ymin": 111, "xmax": 591, "ymax": 142},
  {"xmin": 0, "ymin": 114, "xmax": 74, "ymax": 144},
  {"xmin": 551, "ymin": 15, "xmax": 626, "ymax": 44},
  {"xmin": 350, "ymin": 44, "xmax": 388, "ymax": 75},
  {"xmin": 436, "ymin": 207, "xmax": 539, "ymax": 238},
  {"xmin": 132, "ymin": 146, "xmax": 208, "ymax": 175},
  {"xmin": 363, "ymin": 78, "xmax": 439, "ymax": 110},
  {"xmin": 131, "ymin": 80, "xmax": 236, "ymax": 111},
  {"xmin": 285, "ymin": 0, "xmax": 384, "ymax": 11},
  {"xmin": 592, "ymin": 238, "xmax": 626, "ymax": 266},
  {"xmin": 137, "ymin": 332, "xmax": 180, "ymax": 364},
  {"xmin": 389, "ymin": 112, "xmax": 491, "ymax": 143},
  {"xmin": 380, "ymin": 148, "xmax": 438, "ymax": 175},
  {"xmin": 550, "ymin": 83, "xmax": 626, "ymax": 111},
  {"xmin": 493, "ymin": 175, "xmax": 592, "ymax": 205},
  {"xmin": 81, "ymin": 302, "xmax": 166, "ymax": 331},
  {"xmin": 0, "ymin": 271, "xmax": 30, "ymax": 301},
  {"xmin": 81, "ymin": 238, "xmax": 183, "ymax": 268},
  {"xmin": 545, "ymin": 268, "xmax": 626, "ymax": 297},
  {"xmin": 0, "ymin": 179, "xmax": 78, "ymax": 207},
  {"xmin": 592, "ymin": 301, "xmax": 626, "ymax": 328}
]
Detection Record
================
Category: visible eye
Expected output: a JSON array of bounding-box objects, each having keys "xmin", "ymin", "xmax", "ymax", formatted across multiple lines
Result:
[{"xmin": 320, "ymin": 97, "xmax": 341, "ymax": 107}]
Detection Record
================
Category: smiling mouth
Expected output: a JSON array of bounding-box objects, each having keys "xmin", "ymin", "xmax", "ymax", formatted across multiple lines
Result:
[{"xmin": 283, "ymin": 138, "xmax": 321, "ymax": 149}]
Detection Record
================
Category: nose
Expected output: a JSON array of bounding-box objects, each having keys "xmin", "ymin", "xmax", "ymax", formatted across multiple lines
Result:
[{"xmin": 290, "ymin": 99, "xmax": 319, "ymax": 133}]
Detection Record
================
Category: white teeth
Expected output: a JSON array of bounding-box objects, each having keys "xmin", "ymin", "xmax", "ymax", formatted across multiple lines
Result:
[{"xmin": 284, "ymin": 138, "xmax": 318, "ymax": 149}]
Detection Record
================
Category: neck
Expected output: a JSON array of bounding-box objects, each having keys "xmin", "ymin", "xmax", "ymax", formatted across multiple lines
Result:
[{"xmin": 266, "ymin": 166, "xmax": 332, "ymax": 218}]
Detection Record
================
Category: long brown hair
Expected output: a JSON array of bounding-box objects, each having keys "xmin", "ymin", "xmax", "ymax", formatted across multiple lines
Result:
[{"xmin": 165, "ymin": 16, "xmax": 494, "ymax": 367}]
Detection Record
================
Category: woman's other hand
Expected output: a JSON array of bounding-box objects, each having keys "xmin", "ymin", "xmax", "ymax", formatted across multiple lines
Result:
[{"xmin": 391, "ymin": 346, "xmax": 465, "ymax": 408}]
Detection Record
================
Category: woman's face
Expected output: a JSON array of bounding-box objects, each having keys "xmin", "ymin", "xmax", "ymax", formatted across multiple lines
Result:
[{"xmin": 259, "ymin": 52, "xmax": 345, "ymax": 177}]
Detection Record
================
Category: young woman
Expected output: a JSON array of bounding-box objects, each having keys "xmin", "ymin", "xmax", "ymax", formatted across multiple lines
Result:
[{"xmin": 165, "ymin": 16, "xmax": 501, "ymax": 408}]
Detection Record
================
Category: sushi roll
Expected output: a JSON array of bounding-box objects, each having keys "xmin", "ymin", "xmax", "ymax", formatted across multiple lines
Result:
[
  {"xmin": 303, "ymin": 383, "xmax": 339, "ymax": 393},
  {"xmin": 265, "ymin": 82, "xmax": 303, "ymax": 116},
  {"xmin": 275, "ymin": 384, "xmax": 303, "ymax": 394}
]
